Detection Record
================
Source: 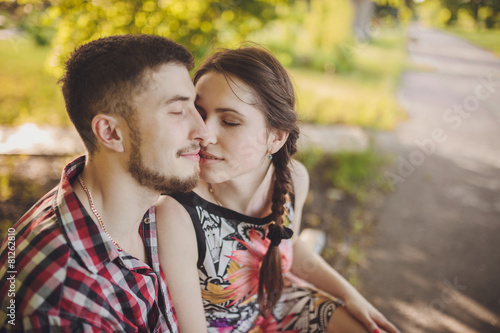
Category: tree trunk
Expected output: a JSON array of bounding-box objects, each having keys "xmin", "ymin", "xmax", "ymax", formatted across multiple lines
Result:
[{"xmin": 351, "ymin": 0, "xmax": 375, "ymax": 42}]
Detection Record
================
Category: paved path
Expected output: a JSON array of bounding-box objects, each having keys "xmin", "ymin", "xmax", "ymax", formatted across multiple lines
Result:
[{"xmin": 358, "ymin": 24, "xmax": 500, "ymax": 332}]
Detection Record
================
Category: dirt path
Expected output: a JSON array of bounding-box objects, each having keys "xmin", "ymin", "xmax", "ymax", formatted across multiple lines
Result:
[{"xmin": 357, "ymin": 24, "xmax": 500, "ymax": 332}]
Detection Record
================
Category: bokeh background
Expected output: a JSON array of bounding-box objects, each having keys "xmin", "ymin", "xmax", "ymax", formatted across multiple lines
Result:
[{"xmin": 1, "ymin": 0, "xmax": 499, "ymax": 332}]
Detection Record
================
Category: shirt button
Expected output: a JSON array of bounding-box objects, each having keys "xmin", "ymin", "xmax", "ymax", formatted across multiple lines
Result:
[{"xmin": 144, "ymin": 217, "xmax": 151, "ymax": 224}]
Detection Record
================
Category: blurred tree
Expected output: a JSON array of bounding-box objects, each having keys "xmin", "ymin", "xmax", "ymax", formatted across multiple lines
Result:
[
  {"xmin": 434, "ymin": 0, "xmax": 499, "ymax": 28},
  {"xmin": 50, "ymin": 0, "xmax": 288, "ymax": 75},
  {"xmin": 467, "ymin": 0, "xmax": 481, "ymax": 24},
  {"xmin": 351, "ymin": 0, "xmax": 375, "ymax": 42},
  {"xmin": 358, "ymin": 0, "xmax": 413, "ymax": 41},
  {"xmin": 0, "ymin": 1, "xmax": 55, "ymax": 45},
  {"xmin": 1, "ymin": 0, "xmax": 285, "ymax": 75},
  {"xmin": 441, "ymin": 0, "xmax": 461, "ymax": 25},
  {"xmin": 416, "ymin": 0, "xmax": 500, "ymax": 30},
  {"xmin": 250, "ymin": 0, "xmax": 355, "ymax": 72},
  {"xmin": 484, "ymin": 0, "xmax": 500, "ymax": 28},
  {"xmin": 464, "ymin": 0, "xmax": 500, "ymax": 28}
]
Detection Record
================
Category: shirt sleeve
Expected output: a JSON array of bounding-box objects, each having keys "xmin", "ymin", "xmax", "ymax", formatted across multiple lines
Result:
[{"xmin": 3, "ymin": 312, "xmax": 110, "ymax": 333}]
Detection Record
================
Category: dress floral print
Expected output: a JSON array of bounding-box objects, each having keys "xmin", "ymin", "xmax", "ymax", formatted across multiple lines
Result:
[
  {"xmin": 224, "ymin": 227, "xmax": 293, "ymax": 306},
  {"xmin": 171, "ymin": 191, "xmax": 342, "ymax": 333}
]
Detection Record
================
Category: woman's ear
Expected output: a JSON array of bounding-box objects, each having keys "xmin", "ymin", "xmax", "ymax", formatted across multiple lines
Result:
[
  {"xmin": 268, "ymin": 129, "xmax": 289, "ymax": 154},
  {"xmin": 91, "ymin": 114, "xmax": 125, "ymax": 153}
]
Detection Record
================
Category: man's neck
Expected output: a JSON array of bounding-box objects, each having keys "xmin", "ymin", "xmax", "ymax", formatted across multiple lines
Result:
[{"xmin": 73, "ymin": 155, "xmax": 158, "ymax": 260}]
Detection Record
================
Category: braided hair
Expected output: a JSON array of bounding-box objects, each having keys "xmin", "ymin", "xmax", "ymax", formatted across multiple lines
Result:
[{"xmin": 194, "ymin": 46, "xmax": 299, "ymax": 314}]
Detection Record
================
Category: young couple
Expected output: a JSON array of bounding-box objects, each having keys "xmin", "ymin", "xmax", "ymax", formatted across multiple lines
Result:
[{"xmin": 0, "ymin": 35, "xmax": 399, "ymax": 333}]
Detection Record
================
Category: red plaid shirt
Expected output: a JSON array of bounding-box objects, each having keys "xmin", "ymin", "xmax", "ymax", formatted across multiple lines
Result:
[{"xmin": 0, "ymin": 156, "xmax": 178, "ymax": 332}]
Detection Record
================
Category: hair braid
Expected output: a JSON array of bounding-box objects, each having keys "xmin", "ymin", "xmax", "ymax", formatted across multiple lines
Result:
[
  {"xmin": 258, "ymin": 131, "xmax": 298, "ymax": 314},
  {"xmin": 193, "ymin": 46, "xmax": 300, "ymax": 315}
]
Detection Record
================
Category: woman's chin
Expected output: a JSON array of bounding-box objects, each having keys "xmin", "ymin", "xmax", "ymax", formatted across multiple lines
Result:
[{"xmin": 199, "ymin": 169, "xmax": 231, "ymax": 184}]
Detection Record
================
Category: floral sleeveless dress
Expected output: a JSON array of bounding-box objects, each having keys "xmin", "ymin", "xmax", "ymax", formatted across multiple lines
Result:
[{"xmin": 171, "ymin": 191, "xmax": 342, "ymax": 333}]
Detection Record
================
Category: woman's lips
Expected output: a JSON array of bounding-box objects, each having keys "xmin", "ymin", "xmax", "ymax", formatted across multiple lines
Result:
[{"xmin": 199, "ymin": 151, "xmax": 223, "ymax": 164}]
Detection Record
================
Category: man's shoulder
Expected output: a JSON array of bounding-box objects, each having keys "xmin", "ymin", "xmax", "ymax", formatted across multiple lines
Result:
[
  {"xmin": 16, "ymin": 185, "xmax": 58, "ymax": 229},
  {"xmin": 10, "ymin": 186, "xmax": 67, "ymax": 258},
  {"xmin": 0, "ymin": 187, "xmax": 74, "ymax": 321}
]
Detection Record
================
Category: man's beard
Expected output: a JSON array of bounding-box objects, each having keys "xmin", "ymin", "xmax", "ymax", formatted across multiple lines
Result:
[{"xmin": 127, "ymin": 124, "xmax": 198, "ymax": 194}]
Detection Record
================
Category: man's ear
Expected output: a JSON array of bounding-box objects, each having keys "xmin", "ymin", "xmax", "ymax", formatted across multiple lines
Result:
[
  {"xmin": 91, "ymin": 114, "xmax": 125, "ymax": 153},
  {"xmin": 268, "ymin": 129, "xmax": 289, "ymax": 154}
]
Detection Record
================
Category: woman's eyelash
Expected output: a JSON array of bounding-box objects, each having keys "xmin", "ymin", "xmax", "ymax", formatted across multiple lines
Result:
[{"xmin": 223, "ymin": 121, "xmax": 240, "ymax": 127}]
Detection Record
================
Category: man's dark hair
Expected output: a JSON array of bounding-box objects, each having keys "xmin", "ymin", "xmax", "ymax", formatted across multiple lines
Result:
[{"xmin": 59, "ymin": 34, "xmax": 194, "ymax": 154}]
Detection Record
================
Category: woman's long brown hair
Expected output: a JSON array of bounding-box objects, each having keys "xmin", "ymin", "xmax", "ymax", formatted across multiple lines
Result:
[{"xmin": 194, "ymin": 46, "xmax": 299, "ymax": 314}]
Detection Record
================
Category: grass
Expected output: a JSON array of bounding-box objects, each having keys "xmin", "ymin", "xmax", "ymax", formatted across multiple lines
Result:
[
  {"xmin": 290, "ymin": 27, "xmax": 408, "ymax": 130},
  {"xmin": 0, "ymin": 38, "xmax": 68, "ymax": 126},
  {"xmin": 323, "ymin": 150, "xmax": 388, "ymax": 199},
  {"xmin": 296, "ymin": 146, "xmax": 389, "ymax": 200},
  {"xmin": 296, "ymin": 147, "xmax": 391, "ymax": 280},
  {"xmin": 444, "ymin": 27, "xmax": 500, "ymax": 57}
]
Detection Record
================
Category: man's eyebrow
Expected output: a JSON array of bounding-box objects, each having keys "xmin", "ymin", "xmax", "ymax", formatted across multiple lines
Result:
[
  {"xmin": 165, "ymin": 95, "xmax": 192, "ymax": 104},
  {"xmin": 216, "ymin": 108, "xmax": 244, "ymax": 116}
]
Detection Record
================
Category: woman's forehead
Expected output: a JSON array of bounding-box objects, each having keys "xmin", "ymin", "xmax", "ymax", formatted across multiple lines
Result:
[{"xmin": 196, "ymin": 72, "xmax": 259, "ymax": 106}]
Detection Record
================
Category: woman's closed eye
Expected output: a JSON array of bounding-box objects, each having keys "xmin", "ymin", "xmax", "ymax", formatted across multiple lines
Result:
[{"xmin": 223, "ymin": 120, "xmax": 241, "ymax": 127}]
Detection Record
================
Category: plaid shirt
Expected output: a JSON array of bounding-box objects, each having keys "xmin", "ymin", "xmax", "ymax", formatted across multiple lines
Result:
[{"xmin": 0, "ymin": 156, "xmax": 178, "ymax": 332}]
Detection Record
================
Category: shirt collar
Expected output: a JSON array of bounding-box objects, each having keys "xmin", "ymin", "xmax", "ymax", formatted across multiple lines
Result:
[{"xmin": 53, "ymin": 155, "xmax": 156, "ymax": 274}]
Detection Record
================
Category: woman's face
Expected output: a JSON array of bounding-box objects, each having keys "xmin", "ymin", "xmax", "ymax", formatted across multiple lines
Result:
[{"xmin": 195, "ymin": 72, "xmax": 274, "ymax": 184}]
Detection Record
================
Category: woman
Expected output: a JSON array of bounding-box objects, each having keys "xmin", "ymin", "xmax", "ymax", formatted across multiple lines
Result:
[{"xmin": 156, "ymin": 47, "xmax": 399, "ymax": 333}]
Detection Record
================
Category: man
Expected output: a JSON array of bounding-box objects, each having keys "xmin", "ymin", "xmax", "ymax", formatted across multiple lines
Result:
[{"xmin": 0, "ymin": 34, "xmax": 208, "ymax": 332}]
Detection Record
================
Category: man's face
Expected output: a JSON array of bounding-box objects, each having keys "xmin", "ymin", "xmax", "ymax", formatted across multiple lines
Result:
[{"xmin": 127, "ymin": 63, "xmax": 208, "ymax": 194}]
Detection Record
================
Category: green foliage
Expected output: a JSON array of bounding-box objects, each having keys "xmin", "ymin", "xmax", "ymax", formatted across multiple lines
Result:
[
  {"xmin": 461, "ymin": 0, "xmax": 500, "ymax": 28},
  {"xmin": 294, "ymin": 147, "xmax": 324, "ymax": 171},
  {"xmin": 373, "ymin": 0, "xmax": 408, "ymax": 8},
  {"xmin": 19, "ymin": 5, "xmax": 56, "ymax": 45},
  {"xmin": 415, "ymin": 0, "xmax": 451, "ymax": 27},
  {"xmin": 29, "ymin": 0, "xmax": 281, "ymax": 76},
  {"xmin": 416, "ymin": 0, "xmax": 500, "ymax": 29},
  {"xmin": 0, "ymin": 39, "xmax": 68, "ymax": 125},
  {"xmin": 445, "ymin": 26, "xmax": 500, "ymax": 56},
  {"xmin": 0, "ymin": 1, "xmax": 408, "ymax": 129},
  {"xmin": 296, "ymin": 146, "xmax": 389, "ymax": 199},
  {"xmin": 251, "ymin": 0, "xmax": 355, "ymax": 72},
  {"xmin": 323, "ymin": 148, "xmax": 387, "ymax": 198},
  {"xmin": 373, "ymin": 0, "xmax": 416, "ymax": 23},
  {"xmin": 291, "ymin": 28, "xmax": 408, "ymax": 130},
  {"xmin": 0, "ymin": 1, "xmax": 56, "ymax": 45},
  {"xmin": 0, "ymin": 0, "xmax": 284, "ymax": 125}
]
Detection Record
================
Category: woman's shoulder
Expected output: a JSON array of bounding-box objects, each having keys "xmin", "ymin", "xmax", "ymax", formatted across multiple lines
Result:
[
  {"xmin": 157, "ymin": 191, "xmax": 205, "ymax": 214},
  {"xmin": 290, "ymin": 159, "xmax": 309, "ymax": 193},
  {"xmin": 288, "ymin": 159, "xmax": 310, "ymax": 211},
  {"xmin": 156, "ymin": 194, "xmax": 195, "ymax": 226},
  {"xmin": 157, "ymin": 193, "xmax": 188, "ymax": 210}
]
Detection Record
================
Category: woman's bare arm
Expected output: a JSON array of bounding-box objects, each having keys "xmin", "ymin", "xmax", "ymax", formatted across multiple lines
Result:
[
  {"xmin": 156, "ymin": 196, "xmax": 207, "ymax": 333},
  {"xmin": 289, "ymin": 160, "xmax": 400, "ymax": 333}
]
